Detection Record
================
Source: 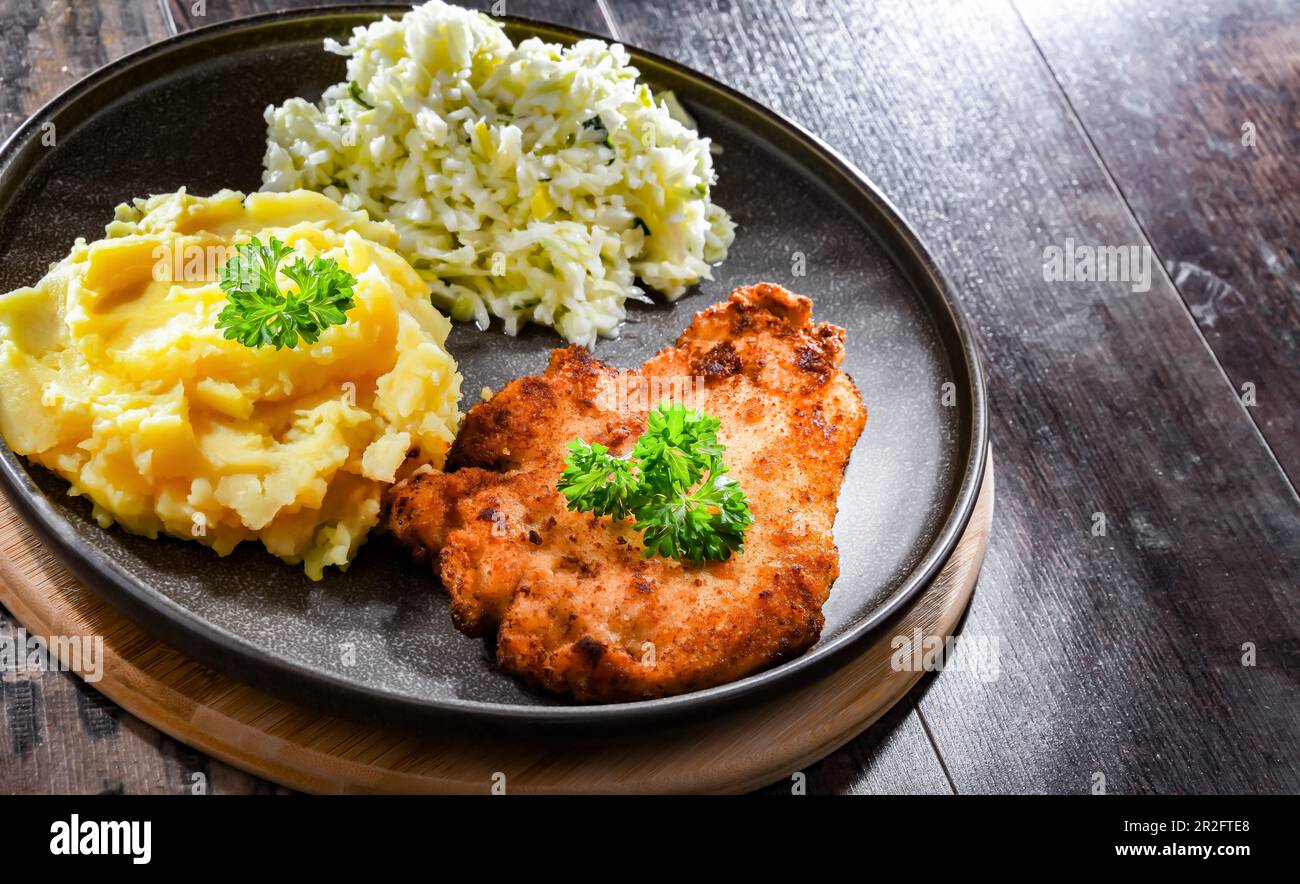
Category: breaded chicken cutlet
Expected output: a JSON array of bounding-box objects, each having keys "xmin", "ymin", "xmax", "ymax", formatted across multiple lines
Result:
[{"xmin": 387, "ymin": 283, "xmax": 867, "ymax": 702}]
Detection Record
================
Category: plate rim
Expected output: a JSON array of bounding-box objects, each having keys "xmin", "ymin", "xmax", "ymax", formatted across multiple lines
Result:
[{"xmin": 0, "ymin": 4, "xmax": 988, "ymax": 729}]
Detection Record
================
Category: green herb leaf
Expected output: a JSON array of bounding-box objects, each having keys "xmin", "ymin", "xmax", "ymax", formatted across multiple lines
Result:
[
  {"xmin": 558, "ymin": 439, "xmax": 641, "ymax": 522},
  {"xmin": 557, "ymin": 402, "xmax": 754, "ymax": 564},
  {"xmin": 215, "ymin": 236, "xmax": 357, "ymax": 350},
  {"xmin": 631, "ymin": 403, "xmax": 722, "ymax": 493},
  {"xmin": 635, "ymin": 470, "xmax": 753, "ymax": 564},
  {"xmin": 582, "ymin": 115, "xmax": 614, "ymax": 150},
  {"xmin": 348, "ymin": 81, "xmax": 374, "ymax": 109}
]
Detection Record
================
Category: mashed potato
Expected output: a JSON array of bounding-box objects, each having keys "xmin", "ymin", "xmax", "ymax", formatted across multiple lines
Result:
[{"xmin": 0, "ymin": 189, "xmax": 461, "ymax": 579}]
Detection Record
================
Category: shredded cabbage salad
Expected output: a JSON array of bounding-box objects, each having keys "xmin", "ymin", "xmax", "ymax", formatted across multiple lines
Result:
[{"xmin": 262, "ymin": 0, "xmax": 735, "ymax": 346}]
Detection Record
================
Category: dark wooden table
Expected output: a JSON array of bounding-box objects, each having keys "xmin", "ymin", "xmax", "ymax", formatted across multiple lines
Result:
[{"xmin": 1, "ymin": 0, "xmax": 1296, "ymax": 795}]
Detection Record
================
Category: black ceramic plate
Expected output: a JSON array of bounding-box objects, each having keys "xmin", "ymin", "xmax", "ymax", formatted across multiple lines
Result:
[{"xmin": 0, "ymin": 7, "xmax": 986, "ymax": 731}]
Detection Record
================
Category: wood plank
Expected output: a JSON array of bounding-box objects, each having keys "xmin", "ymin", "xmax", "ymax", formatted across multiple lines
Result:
[
  {"xmin": 1014, "ymin": 0, "xmax": 1300, "ymax": 484},
  {"xmin": 0, "ymin": 612, "xmax": 288, "ymax": 794},
  {"xmin": 0, "ymin": 0, "xmax": 172, "ymax": 142},
  {"xmin": 167, "ymin": 0, "xmax": 612, "ymax": 35},
  {"xmin": 755, "ymin": 697, "xmax": 953, "ymax": 795},
  {"xmin": 606, "ymin": 0, "xmax": 1300, "ymax": 793}
]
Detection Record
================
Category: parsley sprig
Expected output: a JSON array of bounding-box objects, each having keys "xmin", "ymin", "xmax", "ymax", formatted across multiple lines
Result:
[
  {"xmin": 215, "ymin": 236, "xmax": 357, "ymax": 350},
  {"xmin": 558, "ymin": 403, "xmax": 754, "ymax": 564}
]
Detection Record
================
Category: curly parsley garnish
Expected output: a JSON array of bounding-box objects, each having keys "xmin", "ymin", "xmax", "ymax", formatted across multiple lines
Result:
[
  {"xmin": 558, "ymin": 403, "xmax": 754, "ymax": 564},
  {"xmin": 215, "ymin": 236, "xmax": 357, "ymax": 350}
]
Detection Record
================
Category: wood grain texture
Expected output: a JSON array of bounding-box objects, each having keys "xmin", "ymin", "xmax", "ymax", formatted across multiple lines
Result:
[
  {"xmin": 0, "ymin": 0, "xmax": 171, "ymax": 142},
  {"xmin": 0, "ymin": 626, "xmax": 287, "ymax": 795},
  {"xmin": 167, "ymin": 0, "xmax": 612, "ymax": 35},
  {"xmin": 754, "ymin": 694, "xmax": 954, "ymax": 795},
  {"xmin": 1015, "ymin": 0, "xmax": 1300, "ymax": 484},
  {"xmin": 0, "ymin": 459, "xmax": 990, "ymax": 794},
  {"xmin": 604, "ymin": 0, "xmax": 1300, "ymax": 793}
]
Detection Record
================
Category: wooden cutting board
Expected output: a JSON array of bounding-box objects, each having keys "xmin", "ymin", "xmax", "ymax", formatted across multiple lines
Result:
[{"xmin": 0, "ymin": 454, "xmax": 992, "ymax": 794}]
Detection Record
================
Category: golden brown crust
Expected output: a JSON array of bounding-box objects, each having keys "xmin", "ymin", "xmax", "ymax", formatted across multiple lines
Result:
[{"xmin": 387, "ymin": 283, "xmax": 867, "ymax": 702}]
